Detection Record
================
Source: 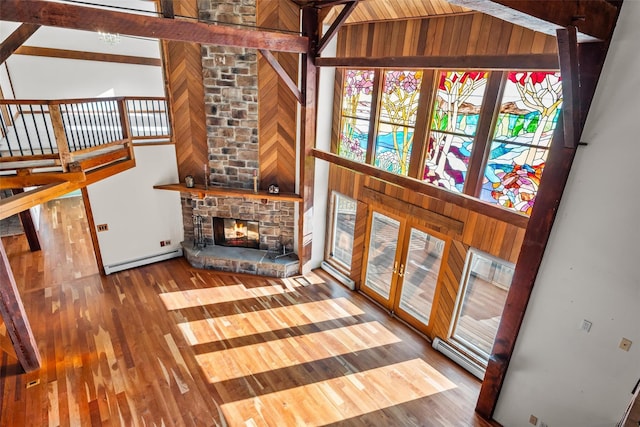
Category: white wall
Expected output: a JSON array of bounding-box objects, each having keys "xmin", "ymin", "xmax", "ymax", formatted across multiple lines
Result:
[
  {"xmin": 308, "ymin": 28, "xmax": 338, "ymax": 271},
  {"xmin": 1, "ymin": 1, "xmax": 181, "ymax": 270},
  {"xmin": 87, "ymin": 145, "xmax": 183, "ymax": 268},
  {"xmin": 494, "ymin": 2, "xmax": 640, "ymax": 426},
  {"xmin": 0, "ymin": 0, "xmax": 162, "ymax": 99},
  {"xmin": 2, "ymin": 54, "xmax": 164, "ymax": 99}
]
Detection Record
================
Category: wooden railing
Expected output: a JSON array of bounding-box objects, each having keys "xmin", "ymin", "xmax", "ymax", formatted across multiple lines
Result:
[{"xmin": 0, "ymin": 96, "xmax": 170, "ymax": 170}]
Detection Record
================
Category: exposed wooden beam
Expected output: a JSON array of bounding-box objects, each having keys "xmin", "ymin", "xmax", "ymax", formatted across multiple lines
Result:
[
  {"xmin": 160, "ymin": 0, "xmax": 175, "ymax": 19},
  {"xmin": 446, "ymin": 0, "xmax": 618, "ymax": 42},
  {"xmin": 14, "ymin": 46, "xmax": 161, "ymax": 67},
  {"xmin": 557, "ymin": 26, "xmax": 580, "ymax": 149},
  {"xmin": 10, "ymin": 188, "xmax": 41, "ymax": 252},
  {"xmin": 0, "ymin": 240, "xmax": 41, "ymax": 372},
  {"xmin": 299, "ymin": 7, "xmax": 319, "ymax": 271},
  {"xmin": 0, "ymin": 171, "xmax": 86, "ymax": 190},
  {"xmin": 0, "ymin": 0, "xmax": 308, "ymax": 54},
  {"xmin": 77, "ymin": 147, "xmax": 130, "ymax": 171},
  {"xmin": 0, "ymin": 159, "xmax": 135, "ymax": 220},
  {"xmin": 259, "ymin": 49, "xmax": 302, "ymax": 103},
  {"xmin": 1, "ymin": 182, "xmax": 74, "ymax": 220},
  {"xmin": 0, "ymin": 23, "xmax": 40, "ymax": 65},
  {"xmin": 316, "ymin": 54, "xmax": 560, "ymax": 70},
  {"xmin": 312, "ymin": 148, "xmax": 529, "ymax": 228},
  {"xmin": 292, "ymin": 0, "xmax": 357, "ymax": 8},
  {"xmin": 476, "ymin": 39, "xmax": 617, "ymax": 419},
  {"xmin": 317, "ymin": 1, "xmax": 357, "ymax": 55}
]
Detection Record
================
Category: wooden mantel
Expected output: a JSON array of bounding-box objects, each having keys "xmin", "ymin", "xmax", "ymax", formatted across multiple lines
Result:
[{"xmin": 154, "ymin": 183, "xmax": 303, "ymax": 203}]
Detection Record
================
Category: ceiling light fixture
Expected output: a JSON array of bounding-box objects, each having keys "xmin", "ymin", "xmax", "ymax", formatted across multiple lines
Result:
[{"xmin": 98, "ymin": 31, "xmax": 120, "ymax": 45}]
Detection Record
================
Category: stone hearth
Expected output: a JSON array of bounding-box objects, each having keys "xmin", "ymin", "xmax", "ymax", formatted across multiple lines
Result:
[
  {"xmin": 181, "ymin": 194, "xmax": 298, "ymax": 277},
  {"xmin": 182, "ymin": 241, "xmax": 298, "ymax": 278}
]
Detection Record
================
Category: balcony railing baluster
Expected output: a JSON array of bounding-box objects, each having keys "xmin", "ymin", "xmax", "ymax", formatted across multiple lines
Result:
[
  {"xmin": 1, "ymin": 97, "xmax": 171, "ymax": 162},
  {"xmin": 41, "ymin": 105, "xmax": 55, "ymax": 153}
]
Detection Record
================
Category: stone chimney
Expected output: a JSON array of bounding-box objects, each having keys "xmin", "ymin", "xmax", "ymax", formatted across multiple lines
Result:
[{"xmin": 200, "ymin": 0, "xmax": 258, "ymax": 189}]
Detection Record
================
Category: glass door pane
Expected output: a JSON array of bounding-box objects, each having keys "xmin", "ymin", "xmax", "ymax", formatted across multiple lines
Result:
[
  {"xmin": 396, "ymin": 228, "xmax": 445, "ymax": 327},
  {"xmin": 329, "ymin": 193, "xmax": 357, "ymax": 269},
  {"xmin": 450, "ymin": 249, "xmax": 514, "ymax": 362},
  {"xmin": 363, "ymin": 212, "xmax": 401, "ymax": 300}
]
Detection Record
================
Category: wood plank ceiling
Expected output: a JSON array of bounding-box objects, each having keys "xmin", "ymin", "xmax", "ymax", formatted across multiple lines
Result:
[{"xmin": 322, "ymin": 0, "xmax": 471, "ymax": 24}]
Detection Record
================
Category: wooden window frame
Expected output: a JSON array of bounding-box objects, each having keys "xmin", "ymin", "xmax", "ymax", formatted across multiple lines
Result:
[{"xmin": 334, "ymin": 68, "xmax": 562, "ymax": 211}]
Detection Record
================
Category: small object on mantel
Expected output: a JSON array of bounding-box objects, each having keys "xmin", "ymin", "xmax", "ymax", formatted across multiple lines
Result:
[
  {"xmin": 185, "ymin": 175, "xmax": 194, "ymax": 188},
  {"xmin": 253, "ymin": 170, "xmax": 258, "ymax": 193},
  {"xmin": 152, "ymin": 183, "xmax": 303, "ymax": 202},
  {"xmin": 268, "ymin": 184, "xmax": 279, "ymax": 194}
]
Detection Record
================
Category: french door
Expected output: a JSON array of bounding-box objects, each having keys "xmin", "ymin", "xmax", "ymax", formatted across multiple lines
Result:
[{"xmin": 361, "ymin": 210, "xmax": 447, "ymax": 335}]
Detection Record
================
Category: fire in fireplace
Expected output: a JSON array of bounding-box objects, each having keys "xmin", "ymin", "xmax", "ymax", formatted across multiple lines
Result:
[{"xmin": 213, "ymin": 217, "xmax": 260, "ymax": 249}]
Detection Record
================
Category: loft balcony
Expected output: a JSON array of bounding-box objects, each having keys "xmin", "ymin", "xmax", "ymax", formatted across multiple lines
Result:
[{"xmin": 0, "ymin": 96, "xmax": 170, "ymax": 219}]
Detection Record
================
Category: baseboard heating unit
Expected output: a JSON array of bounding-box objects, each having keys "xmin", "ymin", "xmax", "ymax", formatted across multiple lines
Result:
[
  {"xmin": 321, "ymin": 261, "xmax": 355, "ymax": 290},
  {"xmin": 432, "ymin": 337, "xmax": 486, "ymax": 380},
  {"xmin": 104, "ymin": 248, "xmax": 183, "ymax": 275}
]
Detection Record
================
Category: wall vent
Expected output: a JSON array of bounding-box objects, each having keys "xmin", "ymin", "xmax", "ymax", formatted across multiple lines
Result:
[
  {"xmin": 321, "ymin": 261, "xmax": 355, "ymax": 290},
  {"xmin": 432, "ymin": 337, "xmax": 486, "ymax": 380}
]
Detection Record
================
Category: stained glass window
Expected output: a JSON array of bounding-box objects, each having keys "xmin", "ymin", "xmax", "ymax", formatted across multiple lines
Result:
[
  {"xmin": 374, "ymin": 70, "xmax": 422, "ymax": 175},
  {"xmin": 424, "ymin": 71, "xmax": 487, "ymax": 192},
  {"xmin": 481, "ymin": 71, "xmax": 562, "ymax": 215},
  {"xmin": 338, "ymin": 69, "xmax": 374, "ymax": 162}
]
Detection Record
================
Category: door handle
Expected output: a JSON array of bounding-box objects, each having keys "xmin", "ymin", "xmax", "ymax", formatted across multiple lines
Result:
[
  {"xmin": 399, "ymin": 264, "xmax": 404, "ymax": 277},
  {"xmin": 393, "ymin": 261, "xmax": 398, "ymax": 274}
]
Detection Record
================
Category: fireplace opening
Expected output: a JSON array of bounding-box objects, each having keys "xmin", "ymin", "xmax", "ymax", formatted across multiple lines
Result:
[{"xmin": 213, "ymin": 217, "xmax": 260, "ymax": 249}]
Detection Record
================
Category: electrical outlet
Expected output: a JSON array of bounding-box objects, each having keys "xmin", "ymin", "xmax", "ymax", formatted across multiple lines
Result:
[
  {"xmin": 540, "ymin": 422, "xmax": 549, "ymax": 427},
  {"xmin": 165, "ymin": 240, "xmax": 171, "ymax": 246},
  {"xmin": 529, "ymin": 414, "xmax": 538, "ymax": 425},
  {"xmin": 160, "ymin": 240, "xmax": 165, "ymax": 247},
  {"xmin": 619, "ymin": 338, "xmax": 632, "ymax": 351},
  {"xmin": 97, "ymin": 224, "xmax": 108, "ymax": 232},
  {"xmin": 581, "ymin": 319, "xmax": 592, "ymax": 333}
]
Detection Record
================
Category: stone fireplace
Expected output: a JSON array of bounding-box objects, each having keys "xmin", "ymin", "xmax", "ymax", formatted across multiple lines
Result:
[
  {"xmin": 180, "ymin": 194, "xmax": 299, "ymax": 277},
  {"xmin": 178, "ymin": 0, "xmax": 299, "ymax": 278},
  {"xmin": 213, "ymin": 217, "xmax": 260, "ymax": 249},
  {"xmin": 182, "ymin": 195, "xmax": 295, "ymax": 252}
]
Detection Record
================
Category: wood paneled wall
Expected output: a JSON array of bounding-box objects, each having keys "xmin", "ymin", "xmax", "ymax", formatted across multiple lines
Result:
[
  {"xmin": 324, "ymin": 12, "xmax": 550, "ymax": 341},
  {"xmin": 257, "ymin": 0, "xmax": 299, "ymax": 193},
  {"xmin": 327, "ymin": 165, "xmax": 526, "ymax": 340},
  {"xmin": 336, "ymin": 13, "xmax": 558, "ymax": 58},
  {"xmin": 162, "ymin": 0, "xmax": 207, "ymax": 184},
  {"xmin": 324, "ymin": 0, "xmax": 470, "ymax": 25}
]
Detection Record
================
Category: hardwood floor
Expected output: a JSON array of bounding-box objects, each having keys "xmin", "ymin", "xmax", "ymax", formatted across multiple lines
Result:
[{"xmin": 1, "ymin": 196, "xmax": 495, "ymax": 426}]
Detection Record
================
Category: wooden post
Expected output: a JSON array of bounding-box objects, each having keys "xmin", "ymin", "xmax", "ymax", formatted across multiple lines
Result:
[
  {"xmin": 81, "ymin": 187, "xmax": 105, "ymax": 275},
  {"xmin": 117, "ymin": 98, "xmax": 135, "ymax": 162},
  {"xmin": 298, "ymin": 6, "xmax": 318, "ymax": 272},
  {"xmin": 557, "ymin": 26, "xmax": 580, "ymax": 148},
  {"xmin": 49, "ymin": 104, "xmax": 72, "ymax": 171},
  {"xmin": 0, "ymin": 240, "xmax": 41, "ymax": 372},
  {"xmin": 11, "ymin": 188, "xmax": 41, "ymax": 252},
  {"xmin": 476, "ymin": 39, "xmax": 617, "ymax": 420}
]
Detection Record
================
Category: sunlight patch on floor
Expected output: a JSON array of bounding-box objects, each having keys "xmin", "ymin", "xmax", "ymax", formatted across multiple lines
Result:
[
  {"xmin": 220, "ymin": 358, "xmax": 457, "ymax": 426},
  {"xmin": 195, "ymin": 321, "xmax": 400, "ymax": 382},
  {"xmin": 159, "ymin": 282, "xmax": 300, "ymax": 310},
  {"xmin": 177, "ymin": 297, "xmax": 365, "ymax": 345}
]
